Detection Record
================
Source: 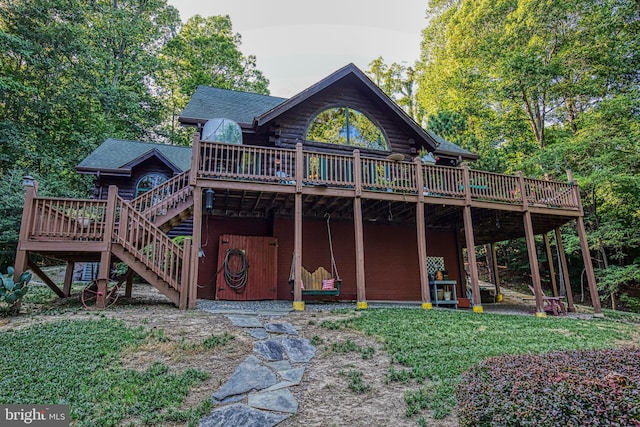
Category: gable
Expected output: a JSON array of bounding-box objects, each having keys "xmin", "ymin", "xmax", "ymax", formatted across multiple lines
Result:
[{"xmin": 176, "ymin": 63, "xmax": 477, "ymax": 161}]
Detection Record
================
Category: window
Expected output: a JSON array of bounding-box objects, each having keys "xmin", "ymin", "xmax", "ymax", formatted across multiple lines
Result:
[
  {"xmin": 135, "ymin": 173, "xmax": 167, "ymax": 197},
  {"xmin": 306, "ymin": 107, "xmax": 389, "ymax": 151}
]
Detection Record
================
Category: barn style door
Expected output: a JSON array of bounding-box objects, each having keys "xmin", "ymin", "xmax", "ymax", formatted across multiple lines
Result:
[{"xmin": 215, "ymin": 234, "xmax": 278, "ymax": 301}]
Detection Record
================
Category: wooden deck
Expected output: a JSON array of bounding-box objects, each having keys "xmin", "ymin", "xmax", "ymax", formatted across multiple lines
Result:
[
  {"xmin": 192, "ymin": 140, "xmax": 581, "ymax": 214},
  {"xmin": 14, "ymin": 136, "xmax": 594, "ymax": 313}
]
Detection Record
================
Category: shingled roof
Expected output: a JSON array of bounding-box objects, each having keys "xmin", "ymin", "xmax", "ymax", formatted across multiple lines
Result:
[
  {"xmin": 179, "ymin": 86, "xmax": 286, "ymax": 126},
  {"xmin": 76, "ymin": 139, "xmax": 191, "ymax": 176},
  {"xmin": 178, "ymin": 64, "xmax": 477, "ymax": 160}
]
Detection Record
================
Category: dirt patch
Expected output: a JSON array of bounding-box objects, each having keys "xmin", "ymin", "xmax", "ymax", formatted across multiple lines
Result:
[{"xmin": 1, "ymin": 283, "xmax": 458, "ymax": 426}]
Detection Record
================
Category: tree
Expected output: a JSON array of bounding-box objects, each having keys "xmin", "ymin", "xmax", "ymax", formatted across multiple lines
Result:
[
  {"xmin": 366, "ymin": 57, "xmax": 424, "ymax": 126},
  {"xmin": 418, "ymin": 0, "xmax": 639, "ymax": 150},
  {"xmin": 157, "ymin": 15, "xmax": 269, "ymax": 144}
]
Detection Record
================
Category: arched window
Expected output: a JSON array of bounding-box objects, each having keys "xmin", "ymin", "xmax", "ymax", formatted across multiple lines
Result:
[
  {"xmin": 306, "ymin": 107, "xmax": 389, "ymax": 151},
  {"xmin": 135, "ymin": 173, "xmax": 167, "ymax": 197}
]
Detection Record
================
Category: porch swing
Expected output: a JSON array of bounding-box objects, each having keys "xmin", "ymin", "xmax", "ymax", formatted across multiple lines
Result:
[{"xmin": 289, "ymin": 213, "xmax": 342, "ymax": 296}]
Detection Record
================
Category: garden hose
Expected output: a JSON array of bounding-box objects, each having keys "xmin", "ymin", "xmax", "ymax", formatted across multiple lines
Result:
[{"xmin": 223, "ymin": 248, "xmax": 248, "ymax": 293}]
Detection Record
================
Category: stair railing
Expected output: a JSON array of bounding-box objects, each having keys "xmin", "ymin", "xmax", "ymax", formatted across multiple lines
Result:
[
  {"xmin": 113, "ymin": 195, "xmax": 186, "ymax": 293},
  {"xmin": 130, "ymin": 170, "xmax": 192, "ymax": 221}
]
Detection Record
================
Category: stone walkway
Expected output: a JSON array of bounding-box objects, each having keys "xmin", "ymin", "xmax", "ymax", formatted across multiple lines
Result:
[{"xmin": 198, "ymin": 313, "xmax": 316, "ymax": 427}]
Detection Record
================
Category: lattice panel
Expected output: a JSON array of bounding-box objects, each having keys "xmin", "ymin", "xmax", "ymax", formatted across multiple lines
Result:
[{"xmin": 426, "ymin": 256, "xmax": 445, "ymax": 274}]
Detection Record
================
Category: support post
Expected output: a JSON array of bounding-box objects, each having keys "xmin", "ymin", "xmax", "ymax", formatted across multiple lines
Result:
[
  {"xmin": 96, "ymin": 185, "xmax": 118, "ymax": 309},
  {"xmin": 63, "ymin": 262, "xmax": 74, "ymax": 297},
  {"xmin": 463, "ymin": 205, "xmax": 482, "ymax": 313},
  {"xmin": 415, "ymin": 158, "xmax": 431, "ymax": 309},
  {"xmin": 13, "ymin": 183, "xmax": 37, "ymax": 286},
  {"xmin": 576, "ymin": 216, "xmax": 602, "ymax": 316},
  {"xmin": 189, "ymin": 132, "xmax": 200, "ymax": 186},
  {"xmin": 490, "ymin": 243, "xmax": 502, "ymax": 301},
  {"xmin": 353, "ymin": 149, "xmax": 366, "ymax": 309},
  {"xmin": 293, "ymin": 192, "xmax": 304, "ymax": 311},
  {"xmin": 191, "ymin": 187, "xmax": 203, "ymax": 308},
  {"xmin": 125, "ymin": 269, "xmax": 133, "ymax": 298},
  {"xmin": 291, "ymin": 143, "xmax": 305, "ymax": 311},
  {"xmin": 554, "ymin": 228, "xmax": 575, "ymax": 312},
  {"xmin": 543, "ymin": 233, "xmax": 559, "ymax": 297},
  {"xmin": 523, "ymin": 210, "xmax": 545, "ymax": 317},
  {"xmin": 353, "ymin": 197, "xmax": 367, "ymax": 309},
  {"xmin": 180, "ymin": 238, "xmax": 191, "ymax": 310}
]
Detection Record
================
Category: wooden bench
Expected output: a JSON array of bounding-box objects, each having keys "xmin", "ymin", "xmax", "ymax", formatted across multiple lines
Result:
[
  {"xmin": 528, "ymin": 285, "xmax": 566, "ymax": 316},
  {"xmin": 290, "ymin": 266, "xmax": 341, "ymax": 297}
]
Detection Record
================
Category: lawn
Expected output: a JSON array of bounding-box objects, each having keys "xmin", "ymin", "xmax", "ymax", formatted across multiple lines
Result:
[
  {"xmin": 337, "ymin": 308, "xmax": 640, "ymax": 421},
  {"xmin": 1, "ymin": 288, "xmax": 639, "ymax": 426}
]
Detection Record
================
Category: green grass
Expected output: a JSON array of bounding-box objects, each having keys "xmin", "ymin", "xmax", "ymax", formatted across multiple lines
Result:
[
  {"xmin": 343, "ymin": 369, "xmax": 371, "ymax": 394},
  {"xmin": 341, "ymin": 309, "xmax": 640, "ymax": 419},
  {"xmin": 0, "ymin": 319, "xmax": 209, "ymax": 426}
]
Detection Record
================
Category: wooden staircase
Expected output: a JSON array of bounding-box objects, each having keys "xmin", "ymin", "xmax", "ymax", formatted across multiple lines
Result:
[
  {"xmin": 15, "ymin": 171, "xmax": 196, "ymax": 308},
  {"xmin": 130, "ymin": 170, "xmax": 194, "ymax": 232}
]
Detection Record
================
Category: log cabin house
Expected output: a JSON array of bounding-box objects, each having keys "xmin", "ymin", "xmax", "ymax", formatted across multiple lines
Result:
[{"xmin": 14, "ymin": 64, "xmax": 602, "ymax": 316}]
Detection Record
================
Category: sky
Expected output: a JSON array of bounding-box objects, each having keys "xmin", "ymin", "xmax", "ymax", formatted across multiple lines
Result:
[{"xmin": 166, "ymin": 0, "xmax": 428, "ymax": 98}]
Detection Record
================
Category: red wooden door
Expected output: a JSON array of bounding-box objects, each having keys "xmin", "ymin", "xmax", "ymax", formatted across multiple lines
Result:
[{"xmin": 215, "ymin": 234, "xmax": 278, "ymax": 300}]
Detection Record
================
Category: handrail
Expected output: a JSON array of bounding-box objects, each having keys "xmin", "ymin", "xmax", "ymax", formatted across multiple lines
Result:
[
  {"xmin": 360, "ymin": 156, "xmax": 417, "ymax": 193},
  {"xmin": 523, "ymin": 177, "xmax": 579, "ymax": 209},
  {"xmin": 193, "ymin": 140, "xmax": 579, "ymax": 210},
  {"xmin": 130, "ymin": 170, "xmax": 193, "ymax": 220},
  {"xmin": 197, "ymin": 142, "xmax": 297, "ymax": 184},
  {"xmin": 27, "ymin": 198, "xmax": 108, "ymax": 241},
  {"xmin": 113, "ymin": 196, "xmax": 185, "ymax": 292}
]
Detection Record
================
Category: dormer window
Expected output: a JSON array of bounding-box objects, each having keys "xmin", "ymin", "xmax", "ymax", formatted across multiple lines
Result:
[{"xmin": 306, "ymin": 107, "xmax": 389, "ymax": 151}]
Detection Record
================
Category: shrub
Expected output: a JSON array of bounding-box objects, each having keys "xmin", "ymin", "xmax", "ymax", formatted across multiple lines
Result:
[{"xmin": 457, "ymin": 348, "xmax": 640, "ymax": 426}]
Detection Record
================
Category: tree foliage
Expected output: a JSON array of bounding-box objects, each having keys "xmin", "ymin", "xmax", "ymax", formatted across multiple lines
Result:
[
  {"xmin": 418, "ymin": 0, "xmax": 640, "ymax": 306},
  {"xmin": 0, "ymin": 1, "xmax": 269, "ymax": 269},
  {"xmin": 157, "ymin": 15, "xmax": 269, "ymax": 144}
]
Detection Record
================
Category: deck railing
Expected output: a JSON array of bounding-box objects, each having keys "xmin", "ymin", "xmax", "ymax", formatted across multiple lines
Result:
[
  {"xmin": 27, "ymin": 198, "xmax": 108, "ymax": 241},
  {"xmin": 130, "ymin": 170, "xmax": 193, "ymax": 220},
  {"xmin": 22, "ymin": 192, "xmax": 185, "ymax": 290},
  {"xmin": 194, "ymin": 140, "xmax": 579, "ymax": 211},
  {"xmin": 196, "ymin": 142, "xmax": 297, "ymax": 184},
  {"xmin": 113, "ymin": 196, "xmax": 185, "ymax": 292}
]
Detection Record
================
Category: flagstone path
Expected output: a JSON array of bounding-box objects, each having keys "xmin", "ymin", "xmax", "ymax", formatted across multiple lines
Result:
[{"xmin": 199, "ymin": 314, "xmax": 315, "ymax": 427}]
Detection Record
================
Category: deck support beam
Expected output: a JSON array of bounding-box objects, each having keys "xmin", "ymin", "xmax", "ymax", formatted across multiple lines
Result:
[
  {"xmin": 577, "ymin": 216, "xmax": 602, "ymax": 316},
  {"xmin": 415, "ymin": 159, "xmax": 431, "ymax": 309},
  {"xmin": 293, "ymin": 143, "xmax": 304, "ymax": 311},
  {"xmin": 353, "ymin": 149, "xmax": 367, "ymax": 309},
  {"xmin": 191, "ymin": 186, "xmax": 203, "ymax": 309},
  {"xmin": 555, "ymin": 228, "xmax": 575, "ymax": 312},
  {"xmin": 353, "ymin": 197, "xmax": 367, "ymax": 309},
  {"xmin": 293, "ymin": 193, "xmax": 303, "ymax": 310},
  {"xmin": 96, "ymin": 186, "xmax": 118, "ymax": 309},
  {"xmin": 13, "ymin": 183, "xmax": 37, "ymax": 298},
  {"xmin": 63, "ymin": 262, "xmax": 74, "ymax": 297},
  {"xmin": 489, "ymin": 243, "xmax": 502, "ymax": 301},
  {"xmin": 543, "ymin": 233, "xmax": 559, "ymax": 297},
  {"xmin": 27, "ymin": 258, "xmax": 65, "ymax": 298},
  {"xmin": 523, "ymin": 210, "xmax": 545, "ymax": 316},
  {"xmin": 463, "ymin": 206, "xmax": 482, "ymax": 312}
]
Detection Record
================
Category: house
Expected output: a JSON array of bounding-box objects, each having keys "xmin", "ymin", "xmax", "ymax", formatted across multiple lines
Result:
[{"xmin": 13, "ymin": 64, "xmax": 602, "ymax": 316}]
